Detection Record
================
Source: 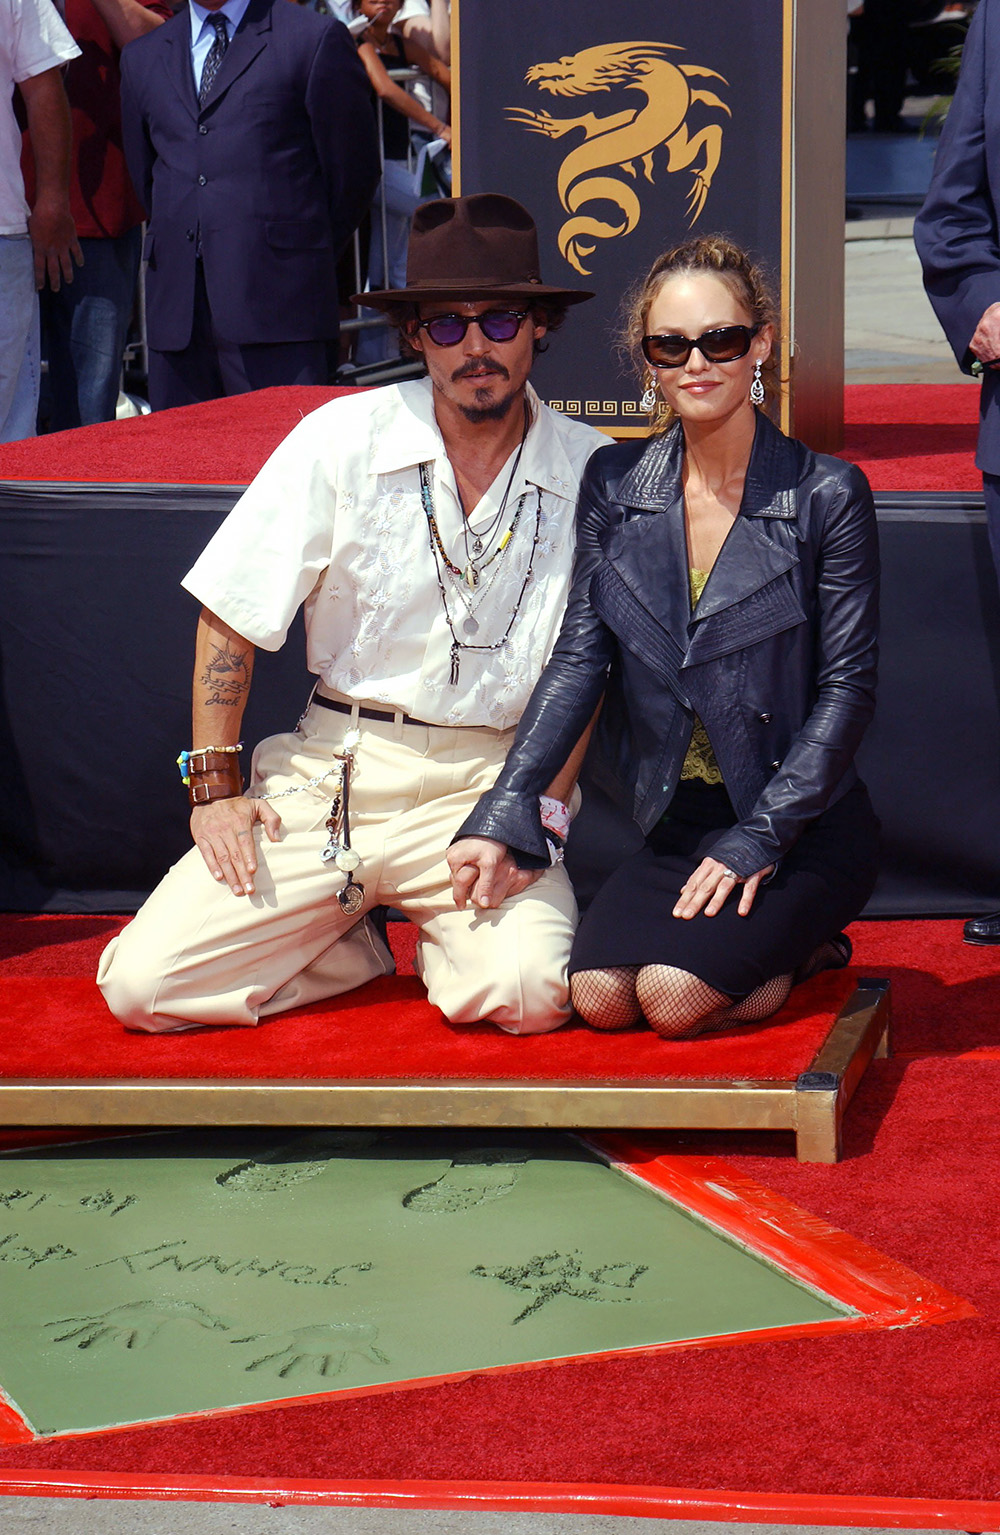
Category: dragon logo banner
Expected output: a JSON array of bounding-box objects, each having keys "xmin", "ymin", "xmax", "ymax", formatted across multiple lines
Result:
[
  {"xmin": 507, "ymin": 42, "xmax": 731, "ymax": 276},
  {"xmin": 456, "ymin": 0, "xmax": 786, "ymax": 431}
]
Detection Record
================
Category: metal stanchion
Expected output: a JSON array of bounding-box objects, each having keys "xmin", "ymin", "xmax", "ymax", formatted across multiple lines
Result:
[{"xmin": 337, "ymin": 65, "xmax": 441, "ymax": 387}]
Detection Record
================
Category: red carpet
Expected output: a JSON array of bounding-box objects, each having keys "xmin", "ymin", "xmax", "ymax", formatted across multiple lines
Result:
[
  {"xmin": 0, "ymin": 384, "xmax": 983, "ymax": 492},
  {"xmin": 838, "ymin": 383, "xmax": 980, "ymax": 491},
  {"xmin": 0, "ymin": 914, "xmax": 991, "ymax": 1073},
  {"xmin": 0, "ymin": 387, "xmax": 353, "ymax": 485},
  {"xmin": 0, "ymin": 915, "xmax": 998, "ymax": 1506},
  {"xmin": 0, "ymin": 915, "xmax": 853, "ymax": 1082}
]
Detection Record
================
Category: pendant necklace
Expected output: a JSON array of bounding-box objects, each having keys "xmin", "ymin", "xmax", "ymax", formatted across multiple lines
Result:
[
  {"xmin": 423, "ymin": 478, "xmax": 528, "ymax": 604},
  {"xmin": 456, "ymin": 399, "xmax": 530, "ymax": 585},
  {"xmin": 420, "ymin": 467, "xmax": 543, "ymax": 686}
]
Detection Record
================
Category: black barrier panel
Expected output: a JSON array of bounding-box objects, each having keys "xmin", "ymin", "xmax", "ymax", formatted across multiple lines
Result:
[
  {"xmin": 2, "ymin": 482, "xmax": 1000, "ymax": 917},
  {"xmin": 0, "ymin": 483, "xmax": 308, "ymax": 912},
  {"xmin": 455, "ymin": 0, "xmax": 786, "ymax": 434}
]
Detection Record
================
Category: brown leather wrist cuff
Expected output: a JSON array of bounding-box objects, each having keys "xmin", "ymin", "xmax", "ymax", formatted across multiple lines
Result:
[
  {"xmin": 186, "ymin": 749, "xmax": 240, "ymax": 777},
  {"xmin": 188, "ymin": 759, "xmax": 243, "ymax": 807}
]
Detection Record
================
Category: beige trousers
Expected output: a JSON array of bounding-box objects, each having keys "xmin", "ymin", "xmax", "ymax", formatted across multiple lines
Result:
[{"xmin": 97, "ymin": 698, "xmax": 578, "ymax": 1036}]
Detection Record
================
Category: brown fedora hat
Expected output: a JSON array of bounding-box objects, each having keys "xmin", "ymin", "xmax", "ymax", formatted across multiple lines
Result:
[{"xmin": 354, "ymin": 193, "xmax": 593, "ymax": 310}]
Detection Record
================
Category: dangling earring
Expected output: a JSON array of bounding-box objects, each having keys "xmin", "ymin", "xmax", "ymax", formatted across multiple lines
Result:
[
  {"xmin": 750, "ymin": 359, "xmax": 765, "ymax": 407},
  {"xmin": 640, "ymin": 375, "xmax": 658, "ymax": 413}
]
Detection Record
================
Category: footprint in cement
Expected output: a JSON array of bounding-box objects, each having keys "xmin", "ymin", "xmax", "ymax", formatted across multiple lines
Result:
[
  {"xmin": 45, "ymin": 1299, "xmax": 230, "ymax": 1351},
  {"xmin": 232, "ymin": 1320, "xmax": 389, "ymax": 1379},
  {"xmin": 216, "ymin": 1130, "xmax": 384, "ymax": 1192},
  {"xmin": 402, "ymin": 1147, "xmax": 531, "ymax": 1213}
]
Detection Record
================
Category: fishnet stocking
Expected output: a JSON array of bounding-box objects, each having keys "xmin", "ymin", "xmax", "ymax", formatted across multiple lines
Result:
[
  {"xmin": 571, "ymin": 966, "xmax": 641, "ymax": 1030},
  {"xmin": 635, "ymin": 966, "xmax": 793, "ymax": 1040}
]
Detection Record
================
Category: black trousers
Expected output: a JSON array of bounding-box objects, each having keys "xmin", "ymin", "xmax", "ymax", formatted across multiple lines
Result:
[{"xmin": 147, "ymin": 261, "xmax": 329, "ymax": 411}]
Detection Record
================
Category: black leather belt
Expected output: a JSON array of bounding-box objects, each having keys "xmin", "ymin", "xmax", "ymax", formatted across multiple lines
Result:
[{"xmin": 312, "ymin": 694, "xmax": 430, "ymax": 728}]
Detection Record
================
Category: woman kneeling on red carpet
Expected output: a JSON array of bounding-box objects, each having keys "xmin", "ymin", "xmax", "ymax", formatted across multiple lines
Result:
[{"xmin": 448, "ymin": 235, "xmax": 880, "ymax": 1039}]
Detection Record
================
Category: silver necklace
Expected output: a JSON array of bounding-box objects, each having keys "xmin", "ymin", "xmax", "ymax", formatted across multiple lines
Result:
[
  {"xmin": 457, "ymin": 400, "xmax": 530, "ymax": 580},
  {"xmin": 421, "ymin": 464, "xmax": 543, "ymax": 687}
]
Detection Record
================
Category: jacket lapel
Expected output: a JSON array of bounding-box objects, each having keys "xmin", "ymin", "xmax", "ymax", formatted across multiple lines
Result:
[
  {"xmin": 200, "ymin": 0, "xmax": 272, "ymax": 113},
  {"xmin": 599, "ymin": 413, "xmax": 806, "ymax": 672},
  {"xmin": 685, "ymin": 413, "xmax": 805, "ymax": 664},
  {"xmin": 600, "ymin": 424, "xmax": 692, "ymax": 657},
  {"xmin": 163, "ymin": 18, "xmax": 199, "ymax": 121}
]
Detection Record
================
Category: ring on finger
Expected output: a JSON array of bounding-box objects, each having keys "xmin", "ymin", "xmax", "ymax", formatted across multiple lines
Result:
[{"xmin": 722, "ymin": 868, "xmax": 739, "ymax": 881}]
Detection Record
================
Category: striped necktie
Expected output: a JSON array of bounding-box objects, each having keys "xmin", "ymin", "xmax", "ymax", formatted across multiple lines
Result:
[{"xmin": 198, "ymin": 14, "xmax": 229, "ymax": 107}]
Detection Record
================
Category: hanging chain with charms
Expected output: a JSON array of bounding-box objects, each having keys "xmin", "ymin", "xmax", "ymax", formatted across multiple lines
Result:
[
  {"xmin": 421, "ymin": 468, "xmax": 544, "ymax": 687},
  {"xmin": 257, "ymin": 726, "xmax": 365, "ymax": 912}
]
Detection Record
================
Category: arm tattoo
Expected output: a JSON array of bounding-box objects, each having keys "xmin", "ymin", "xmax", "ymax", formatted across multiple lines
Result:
[{"xmin": 199, "ymin": 642, "xmax": 250, "ymax": 708}]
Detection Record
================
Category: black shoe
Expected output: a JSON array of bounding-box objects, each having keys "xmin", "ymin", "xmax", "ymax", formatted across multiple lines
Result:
[
  {"xmin": 793, "ymin": 933, "xmax": 853, "ymax": 986},
  {"xmin": 963, "ymin": 911, "xmax": 1000, "ymax": 945}
]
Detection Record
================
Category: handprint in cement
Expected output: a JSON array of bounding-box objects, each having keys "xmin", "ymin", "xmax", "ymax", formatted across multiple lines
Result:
[
  {"xmin": 232, "ymin": 1320, "xmax": 389, "ymax": 1379},
  {"xmin": 45, "ymin": 1298, "xmax": 230, "ymax": 1351}
]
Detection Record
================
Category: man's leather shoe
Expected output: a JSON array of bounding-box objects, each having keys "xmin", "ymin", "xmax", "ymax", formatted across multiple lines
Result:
[{"xmin": 963, "ymin": 911, "xmax": 1000, "ymax": 945}]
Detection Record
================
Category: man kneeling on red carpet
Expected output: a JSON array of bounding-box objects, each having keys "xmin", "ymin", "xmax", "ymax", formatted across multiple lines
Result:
[{"xmin": 97, "ymin": 194, "xmax": 604, "ymax": 1035}]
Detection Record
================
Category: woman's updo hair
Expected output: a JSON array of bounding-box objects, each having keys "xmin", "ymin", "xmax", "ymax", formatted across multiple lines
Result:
[{"xmin": 620, "ymin": 234, "xmax": 781, "ymax": 430}]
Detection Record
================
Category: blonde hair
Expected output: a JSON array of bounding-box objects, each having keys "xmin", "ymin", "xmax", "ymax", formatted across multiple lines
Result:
[{"xmin": 620, "ymin": 234, "xmax": 781, "ymax": 431}]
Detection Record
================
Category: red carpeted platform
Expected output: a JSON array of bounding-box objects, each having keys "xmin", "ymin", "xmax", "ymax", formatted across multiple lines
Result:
[
  {"xmin": 838, "ymin": 382, "xmax": 980, "ymax": 491},
  {"xmin": 0, "ymin": 916, "xmax": 854, "ymax": 1083},
  {"xmin": 0, "ymin": 916, "xmax": 997, "ymax": 1515},
  {"xmin": 0, "ymin": 383, "xmax": 983, "ymax": 491}
]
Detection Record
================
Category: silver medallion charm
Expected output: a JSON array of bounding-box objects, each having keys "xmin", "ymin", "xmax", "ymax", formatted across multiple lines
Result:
[
  {"xmin": 462, "ymin": 615, "xmax": 479, "ymax": 636},
  {"xmin": 337, "ymin": 878, "xmax": 365, "ymax": 915}
]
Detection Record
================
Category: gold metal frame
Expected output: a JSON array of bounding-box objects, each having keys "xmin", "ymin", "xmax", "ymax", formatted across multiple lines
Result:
[{"xmin": 0, "ymin": 981, "xmax": 889, "ymax": 1163}]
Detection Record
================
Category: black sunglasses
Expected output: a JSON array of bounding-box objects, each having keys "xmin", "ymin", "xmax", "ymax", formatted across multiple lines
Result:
[
  {"xmin": 641, "ymin": 323, "xmax": 762, "ymax": 369},
  {"xmin": 414, "ymin": 309, "xmax": 530, "ymax": 347}
]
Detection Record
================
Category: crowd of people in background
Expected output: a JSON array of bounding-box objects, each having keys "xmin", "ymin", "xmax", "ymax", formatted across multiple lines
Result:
[
  {"xmin": 847, "ymin": 0, "xmax": 973, "ymax": 136},
  {"xmin": 0, "ymin": 0, "xmax": 451, "ymax": 443}
]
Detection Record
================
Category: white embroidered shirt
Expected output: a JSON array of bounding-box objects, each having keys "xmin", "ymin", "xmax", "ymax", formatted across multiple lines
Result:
[{"xmin": 182, "ymin": 378, "xmax": 605, "ymax": 729}]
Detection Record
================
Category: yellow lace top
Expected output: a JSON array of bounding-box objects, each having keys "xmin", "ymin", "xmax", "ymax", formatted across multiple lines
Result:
[{"xmin": 679, "ymin": 568, "xmax": 723, "ymax": 784}]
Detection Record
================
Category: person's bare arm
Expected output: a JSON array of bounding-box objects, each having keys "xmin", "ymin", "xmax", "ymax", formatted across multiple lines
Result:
[
  {"xmin": 188, "ymin": 608, "xmax": 281, "ymax": 896},
  {"xmin": 429, "ymin": 0, "xmax": 449, "ymax": 63},
  {"xmin": 356, "ymin": 40, "xmax": 450, "ymax": 142},
  {"xmin": 401, "ymin": 36, "xmax": 450, "ymax": 93},
  {"xmin": 17, "ymin": 67, "xmax": 81, "ymax": 291},
  {"xmin": 398, "ymin": 0, "xmax": 449, "ymax": 63},
  {"xmin": 85, "ymin": 0, "xmax": 164, "ymax": 51}
]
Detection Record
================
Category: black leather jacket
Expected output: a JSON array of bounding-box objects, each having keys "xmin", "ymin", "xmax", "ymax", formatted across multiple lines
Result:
[{"xmin": 457, "ymin": 410, "xmax": 879, "ymax": 878}]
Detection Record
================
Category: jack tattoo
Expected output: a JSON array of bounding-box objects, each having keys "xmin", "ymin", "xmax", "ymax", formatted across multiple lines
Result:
[{"xmin": 200, "ymin": 642, "xmax": 250, "ymax": 708}]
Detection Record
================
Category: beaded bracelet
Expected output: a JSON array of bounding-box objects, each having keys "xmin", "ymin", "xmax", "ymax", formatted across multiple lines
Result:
[
  {"xmin": 178, "ymin": 745, "xmax": 244, "ymax": 807},
  {"xmin": 177, "ymin": 744, "xmax": 243, "ymax": 786}
]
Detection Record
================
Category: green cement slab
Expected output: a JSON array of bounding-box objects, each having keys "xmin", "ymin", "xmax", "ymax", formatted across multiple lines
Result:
[
  {"xmin": 0, "ymin": 1509, "xmax": 974, "ymax": 1535},
  {"xmin": 0, "ymin": 1130, "xmax": 849, "ymax": 1436}
]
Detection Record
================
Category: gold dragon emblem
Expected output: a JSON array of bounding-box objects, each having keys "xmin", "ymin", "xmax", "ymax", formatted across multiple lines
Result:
[{"xmin": 507, "ymin": 41, "xmax": 730, "ymax": 276}]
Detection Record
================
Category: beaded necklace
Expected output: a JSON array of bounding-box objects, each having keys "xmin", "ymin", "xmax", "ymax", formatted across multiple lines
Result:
[
  {"xmin": 419, "ymin": 462, "xmax": 543, "ymax": 687},
  {"xmin": 459, "ymin": 400, "xmax": 530, "ymax": 577},
  {"xmin": 426, "ymin": 401, "xmax": 530, "ymax": 589}
]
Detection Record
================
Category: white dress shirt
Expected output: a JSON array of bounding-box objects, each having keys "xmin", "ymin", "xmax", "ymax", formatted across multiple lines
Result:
[
  {"xmin": 188, "ymin": 0, "xmax": 251, "ymax": 92},
  {"xmin": 183, "ymin": 378, "xmax": 606, "ymax": 729}
]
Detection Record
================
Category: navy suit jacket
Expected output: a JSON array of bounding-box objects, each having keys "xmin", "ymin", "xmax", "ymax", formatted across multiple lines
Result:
[
  {"xmin": 121, "ymin": 0, "xmax": 379, "ymax": 351},
  {"xmin": 915, "ymin": 0, "xmax": 1000, "ymax": 473}
]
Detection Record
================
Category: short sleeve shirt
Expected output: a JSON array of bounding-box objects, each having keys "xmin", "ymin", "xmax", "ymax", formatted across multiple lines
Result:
[
  {"xmin": 183, "ymin": 379, "xmax": 606, "ymax": 730},
  {"xmin": 1, "ymin": 0, "xmax": 79, "ymax": 234}
]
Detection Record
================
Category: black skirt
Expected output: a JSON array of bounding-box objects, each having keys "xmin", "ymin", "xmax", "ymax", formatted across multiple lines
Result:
[{"xmin": 568, "ymin": 778, "xmax": 880, "ymax": 999}]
